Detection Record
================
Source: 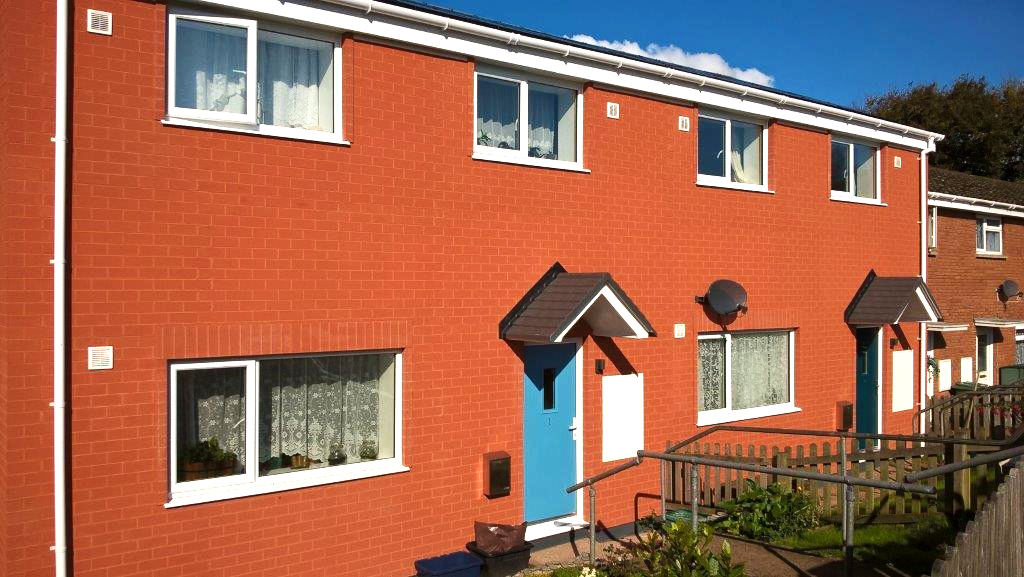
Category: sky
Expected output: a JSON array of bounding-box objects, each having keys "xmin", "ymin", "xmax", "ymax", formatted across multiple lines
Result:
[{"xmin": 431, "ymin": 0, "xmax": 1024, "ymax": 109}]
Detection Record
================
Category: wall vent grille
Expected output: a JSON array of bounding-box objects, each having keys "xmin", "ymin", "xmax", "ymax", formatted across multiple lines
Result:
[
  {"xmin": 87, "ymin": 10, "xmax": 112, "ymax": 35},
  {"xmin": 87, "ymin": 346, "xmax": 114, "ymax": 370}
]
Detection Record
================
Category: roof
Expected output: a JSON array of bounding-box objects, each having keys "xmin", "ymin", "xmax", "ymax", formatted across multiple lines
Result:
[
  {"xmin": 930, "ymin": 168, "xmax": 1024, "ymax": 206},
  {"xmin": 500, "ymin": 262, "xmax": 656, "ymax": 343},
  {"xmin": 377, "ymin": 0, "xmax": 894, "ymax": 123},
  {"xmin": 845, "ymin": 270, "xmax": 943, "ymax": 325}
]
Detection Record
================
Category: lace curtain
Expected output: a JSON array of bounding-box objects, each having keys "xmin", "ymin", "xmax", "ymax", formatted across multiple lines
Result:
[
  {"xmin": 258, "ymin": 354, "xmax": 395, "ymax": 464},
  {"xmin": 731, "ymin": 332, "xmax": 789, "ymax": 410},
  {"xmin": 257, "ymin": 31, "xmax": 332, "ymax": 131},
  {"xmin": 175, "ymin": 19, "xmax": 248, "ymax": 114},
  {"xmin": 178, "ymin": 367, "xmax": 247, "ymax": 468},
  {"xmin": 697, "ymin": 338, "xmax": 726, "ymax": 411},
  {"xmin": 853, "ymin": 144, "xmax": 875, "ymax": 199},
  {"xmin": 528, "ymin": 91, "xmax": 558, "ymax": 159},
  {"xmin": 477, "ymin": 76, "xmax": 519, "ymax": 149}
]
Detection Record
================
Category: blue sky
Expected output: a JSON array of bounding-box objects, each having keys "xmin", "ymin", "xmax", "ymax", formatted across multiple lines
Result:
[{"xmin": 433, "ymin": 0, "xmax": 1024, "ymax": 108}]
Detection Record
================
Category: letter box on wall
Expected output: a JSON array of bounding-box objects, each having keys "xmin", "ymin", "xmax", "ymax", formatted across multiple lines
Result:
[{"xmin": 483, "ymin": 451, "xmax": 510, "ymax": 498}]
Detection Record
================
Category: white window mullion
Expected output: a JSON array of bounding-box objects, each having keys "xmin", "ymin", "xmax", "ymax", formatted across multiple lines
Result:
[
  {"xmin": 723, "ymin": 334, "xmax": 733, "ymax": 412},
  {"xmin": 246, "ymin": 360, "xmax": 259, "ymax": 484},
  {"xmin": 723, "ymin": 118, "xmax": 733, "ymax": 180},
  {"xmin": 848, "ymin": 144, "xmax": 856, "ymax": 196},
  {"xmin": 519, "ymin": 79, "xmax": 529, "ymax": 157}
]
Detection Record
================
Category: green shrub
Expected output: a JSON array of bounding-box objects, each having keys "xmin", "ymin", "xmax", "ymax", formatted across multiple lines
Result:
[
  {"xmin": 715, "ymin": 480, "xmax": 818, "ymax": 541},
  {"xmin": 601, "ymin": 517, "xmax": 745, "ymax": 577}
]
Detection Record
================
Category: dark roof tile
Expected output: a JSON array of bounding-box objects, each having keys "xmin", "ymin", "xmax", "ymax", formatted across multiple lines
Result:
[{"xmin": 930, "ymin": 168, "xmax": 1024, "ymax": 206}]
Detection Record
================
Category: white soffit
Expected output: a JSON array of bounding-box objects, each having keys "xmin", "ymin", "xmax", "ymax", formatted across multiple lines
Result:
[
  {"xmin": 926, "ymin": 322, "xmax": 969, "ymax": 333},
  {"xmin": 554, "ymin": 285, "xmax": 649, "ymax": 343},
  {"xmin": 928, "ymin": 193, "xmax": 1024, "ymax": 219},
  {"xmin": 974, "ymin": 317, "xmax": 1024, "ymax": 329}
]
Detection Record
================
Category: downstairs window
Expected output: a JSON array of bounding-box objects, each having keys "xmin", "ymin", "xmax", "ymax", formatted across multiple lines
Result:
[{"xmin": 697, "ymin": 330, "xmax": 797, "ymax": 425}]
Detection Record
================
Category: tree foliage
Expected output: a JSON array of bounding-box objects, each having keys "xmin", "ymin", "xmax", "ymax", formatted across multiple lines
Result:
[{"xmin": 864, "ymin": 76, "xmax": 1024, "ymax": 181}]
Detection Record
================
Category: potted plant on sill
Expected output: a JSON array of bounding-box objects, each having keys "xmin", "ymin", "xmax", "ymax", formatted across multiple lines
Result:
[{"xmin": 180, "ymin": 437, "xmax": 238, "ymax": 481}]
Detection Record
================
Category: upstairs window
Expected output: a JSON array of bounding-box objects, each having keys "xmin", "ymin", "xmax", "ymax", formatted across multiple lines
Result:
[
  {"xmin": 474, "ymin": 68, "xmax": 582, "ymax": 168},
  {"xmin": 167, "ymin": 10, "xmax": 341, "ymax": 142},
  {"xmin": 831, "ymin": 139, "xmax": 878, "ymax": 201},
  {"xmin": 976, "ymin": 217, "xmax": 1002, "ymax": 254},
  {"xmin": 697, "ymin": 113, "xmax": 766, "ymax": 188}
]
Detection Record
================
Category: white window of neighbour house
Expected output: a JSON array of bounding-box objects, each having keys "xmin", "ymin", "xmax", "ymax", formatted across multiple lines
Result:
[
  {"xmin": 168, "ymin": 351, "xmax": 404, "ymax": 506},
  {"xmin": 166, "ymin": 10, "xmax": 344, "ymax": 144},
  {"xmin": 697, "ymin": 113, "xmax": 768, "ymax": 191},
  {"xmin": 474, "ymin": 67, "xmax": 584, "ymax": 170},
  {"xmin": 976, "ymin": 217, "xmax": 1002, "ymax": 255},
  {"xmin": 831, "ymin": 138, "xmax": 880, "ymax": 203}
]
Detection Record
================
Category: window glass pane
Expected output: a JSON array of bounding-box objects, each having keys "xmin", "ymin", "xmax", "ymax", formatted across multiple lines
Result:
[
  {"xmin": 477, "ymin": 76, "xmax": 519, "ymax": 150},
  {"xmin": 177, "ymin": 367, "xmax": 246, "ymax": 481},
  {"xmin": 730, "ymin": 332, "xmax": 790, "ymax": 410},
  {"xmin": 987, "ymin": 230, "xmax": 1001, "ymax": 253},
  {"xmin": 258, "ymin": 353, "xmax": 396, "ymax": 476},
  {"xmin": 528, "ymin": 83, "xmax": 576, "ymax": 161},
  {"xmin": 542, "ymin": 368, "xmax": 556, "ymax": 410},
  {"xmin": 987, "ymin": 218, "xmax": 1001, "ymax": 229},
  {"xmin": 831, "ymin": 141, "xmax": 849, "ymax": 192},
  {"xmin": 258, "ymin": 31, "xmax": 333, "ymax": 132},
  {"xmin": 853, "ymin": 144, "xmax": 876, "ymax": 199},
  {"xmin": 1016, "ymin": 338, "xmax": 1024, "ymax": 364},
  {"xmin": 976, "ymin": 219, "xmax": 985, "ymax": 250},
  {"xmin": 730, "ymin": 120, "xmax": 762, "ymax": 185},
  {"xmin": 698, "ymin": 117, "xmax": 726, "ymax": 177},
  {"xmin": 175, "ymin": 19, "xmax": 249, "ymax": 114},
  {"xmin": 697, "ymin": 339, "xmax": 726, "ymax": 411}
]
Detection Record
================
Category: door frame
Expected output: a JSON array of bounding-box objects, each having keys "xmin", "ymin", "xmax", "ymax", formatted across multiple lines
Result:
[
  {"xmin": 522, "ymin": 338, "xmax": 585, "ymax": 541},
  {"xmin": 976, "ymin": 327, "xmax": 994, "ymax": 385},
  {"xmin": 856, "ymin": 327, "xmax": 884, "ymax": 443}
]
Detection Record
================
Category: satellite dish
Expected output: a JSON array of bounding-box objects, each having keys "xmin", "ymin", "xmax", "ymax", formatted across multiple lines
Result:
[
  {"xmin": 705, "ymin": 279, "xmax": 748, "ymax": 316},
  {"xmin": 1001, "ymin": 279, "xmax": 1020, "ymax": 297}
]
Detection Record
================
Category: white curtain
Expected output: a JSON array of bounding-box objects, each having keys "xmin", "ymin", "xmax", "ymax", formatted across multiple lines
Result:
[
  {"xmin": 175, "ymin": 20, "xmax": 248, "ymax": 114},
  {"xmin": 258, "ymin": 32, "xmax": 331, "ymax": 131},
  {"xmin": 697, "ymin": 339, "xmax": 726, "ymax": 411},
  {"xmin": 731, "ymin": 332, "xmax": 789, "ymax": 410},
  {"xmin": 476, "ymin": 76, "xmax": 519, "ymax": 149},
  {"xmin": 178, "ymin": 367, "xmax": 247, "ymax": 469},
  {"xmin": 258, "ymin": 354, "xmax": 395, "ymax": 467},
  {"xmin": 730, "ymin": 121, "xmax": 762, "ymax": 185},
  {"xmin": 853, "ymin": 144, "xmax": 875, "ymax": 199},
  {"xmin": 528, "ymin": 91, "xmax": 558, "ymax": 159}
]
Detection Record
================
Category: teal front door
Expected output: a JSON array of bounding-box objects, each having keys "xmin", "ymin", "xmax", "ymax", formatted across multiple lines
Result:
[
  {"xmin": 523, "ymin": 343, "xmax": 577, "ymax": 523},
  {"xmin": 856, "ymin": 328, "xmax": 879, "ymax": 447}
]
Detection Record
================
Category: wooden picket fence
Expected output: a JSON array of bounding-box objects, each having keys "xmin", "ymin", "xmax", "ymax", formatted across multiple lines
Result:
[
  {"xmin": 665, "ymin": 438, "xmax": 1004, "ymax": 520},
  {"xmin": 917, "ymin": 386, "xmax": 1024, "ymax": 442}
]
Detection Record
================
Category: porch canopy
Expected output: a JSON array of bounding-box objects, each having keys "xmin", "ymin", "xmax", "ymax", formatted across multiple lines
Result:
[
  {"xmin": 926, "ymin": 322, "xmax": 969, "ymax": 332},
  {"xmin": 844, "ymin": 270, "xmax": 943, "ymax": 326},
  {"xmin": 500, "ymin": 262, "xmax": 656, "ymax": 343},
  {"xmin": 974, "ymin": 317, "xmax": 1024, "ymax": 329}
]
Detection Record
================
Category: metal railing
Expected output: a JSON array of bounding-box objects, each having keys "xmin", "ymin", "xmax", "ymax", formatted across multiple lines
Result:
[{"xmin": 911, "ymin": 380, "xmax": 1024, "ymax": 437}]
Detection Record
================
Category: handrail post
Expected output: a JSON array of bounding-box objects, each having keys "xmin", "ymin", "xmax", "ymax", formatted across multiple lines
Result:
[
  {"xmin": 661, "ymin": 441, "xmax": 669, "ymax": 521},
  {"xmin": 690, "ymin": 463, "xmax": 699, "ymax": 534},
  {"xmin": 839, "ymin": 436, "xmax": 848, "ymax": 536},
  {"xmin": 844, "ymin": 483, "xmax": 855, "ymax": 577},
  {"xmin": 589, "ymin": 485, "xmax": 596, "ymax": 563}
]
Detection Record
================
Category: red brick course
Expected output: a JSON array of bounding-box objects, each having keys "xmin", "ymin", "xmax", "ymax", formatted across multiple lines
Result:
[{"xmin": 0, "ymin": 2, "xmax": 930, "ymax": 575}]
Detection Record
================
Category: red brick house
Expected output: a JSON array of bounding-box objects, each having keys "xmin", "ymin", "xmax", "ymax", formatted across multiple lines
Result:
[
  {"xmin": 0, "ymin": 1, "xmax": 945, "ymax": 575},
  {"xmin": 926, "ymin": 168, "xmax": 1024, "ymax": 390}
]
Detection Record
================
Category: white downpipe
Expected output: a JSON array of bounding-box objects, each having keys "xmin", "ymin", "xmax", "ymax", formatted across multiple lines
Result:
[
  {"xmin": 324, "ymin": 0, "xmax": 943, "ymax": 145},
  {"xmin": 919, "ymin": 138, "xmax": 935, "ymax": 434},
  {"xmin": 52, "ymin": 0, "xmax": 69, "ymax": 575}
]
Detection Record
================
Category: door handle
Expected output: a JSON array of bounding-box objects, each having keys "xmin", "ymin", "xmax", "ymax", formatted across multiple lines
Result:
[{"xmin": 569, "ymin": 417, "xmax": 579, "ymax": 441}]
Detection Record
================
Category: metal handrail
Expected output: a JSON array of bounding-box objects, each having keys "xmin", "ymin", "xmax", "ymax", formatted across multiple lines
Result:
[{"xmin": 905, "ymin": 444, "xmax": 1024, "ymax": 482}]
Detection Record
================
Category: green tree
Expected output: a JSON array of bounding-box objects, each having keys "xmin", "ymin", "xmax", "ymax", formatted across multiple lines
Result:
[{"xmin": 864, "ymin": 76, "xmax": 1024, "ymax": 182}]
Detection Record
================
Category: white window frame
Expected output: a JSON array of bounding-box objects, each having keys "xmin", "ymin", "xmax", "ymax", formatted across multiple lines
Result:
[
  {"xmin": 976, "ymin": 216, "xmax": 1003, "ymax": 255},
  {"xmin": 1016, "ymin": 326, "xmax": 1024, "ymax": 364},
  {"xmin": 696, "ymin": 111, "xmax": 770, "ymax": 193},
  {"xmin": 167, "ymin": 351, "xmax": 406, "ymax": 507},
  {"xmin": 165, "ymin": 8, "xmax": 347, "ymax": 145},
  {"xmin": 696, "ymin": 331, "xmax": 799, "ymax": 427},
  {"xmin": 472, "ymin": 65, "xmax": 585, "ymax": 172},
  {"xmin": 829, "ymin": 137, "xmax": 882, "ymax": 205},
  {"xmin": 928, "ymin": 206, "xmax": 938, "ymax": 250}
]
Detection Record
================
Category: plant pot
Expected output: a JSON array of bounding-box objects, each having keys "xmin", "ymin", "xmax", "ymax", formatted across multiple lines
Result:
[{"xmin": 181, "ymin": 459, "xmax": 236, "ymax": 481}]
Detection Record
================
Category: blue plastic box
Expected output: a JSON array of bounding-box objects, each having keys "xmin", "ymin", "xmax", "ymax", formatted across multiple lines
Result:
[{"xmin": 414, "ymin": 551, "xmax": 483, "ymax": 577}]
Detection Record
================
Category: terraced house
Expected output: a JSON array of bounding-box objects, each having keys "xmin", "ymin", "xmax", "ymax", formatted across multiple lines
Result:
[{"xmin": 0, "ymin": 0, "xmax": 945, "ymax": 575}]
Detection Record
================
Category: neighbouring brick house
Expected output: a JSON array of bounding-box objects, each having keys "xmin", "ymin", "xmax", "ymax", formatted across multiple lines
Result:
[
  {"xmin": 926, "ymin": 168, "xmax": 1024, "ymax": 390},
  {"xmin": 1, "ymin": 1, "xmax": 946, "ymax": 575}
]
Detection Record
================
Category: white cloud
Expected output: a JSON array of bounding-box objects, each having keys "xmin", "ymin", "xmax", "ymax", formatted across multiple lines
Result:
[{"xmin": 570, "ymin": 34, "xmax": 774, "ymax": 87}]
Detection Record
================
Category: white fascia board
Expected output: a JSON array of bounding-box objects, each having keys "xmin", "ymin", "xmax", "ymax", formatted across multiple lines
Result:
[
  {"xmin": 928, "ymin": 194, "xmax": 1024, "ymax": 219},
  {"xmin": 188, "ymin": 0, "xmax": 935, "ymax": 150},
  {"xmin": 554, "ymin": 285, "xmax": 649, "ymax": 343},
  {"xmin": 914, "ymin": 287, "xmax": 939, "ymax": 323}
]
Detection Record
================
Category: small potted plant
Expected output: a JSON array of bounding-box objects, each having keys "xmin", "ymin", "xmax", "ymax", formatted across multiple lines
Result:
[
  {"xmin": 180, "ymin": 437, "xmax": 237, "ymax": 481},
  {"xmin": 328, "ymin": 443, "xmax": 347, "ymax": 466},
  {"xmin": 358, "ymin": 438, "xmax": 378, "ymax": 461}
]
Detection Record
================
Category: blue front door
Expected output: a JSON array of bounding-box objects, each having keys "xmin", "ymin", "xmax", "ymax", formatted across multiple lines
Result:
[
  {"xmin": 523, "ymin": 343, "xmax": 577, "ymax": 523},
  {"xmin": 856, "ymin": 328, "xmax": 879, "ymax": 446}
]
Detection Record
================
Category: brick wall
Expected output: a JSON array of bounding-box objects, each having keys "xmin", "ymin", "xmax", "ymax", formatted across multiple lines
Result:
[
  {"xmin": 927, "ymin": 208, "xmax": 1024, "ymax": 386},
  {"xmin": 0, "ymin": 1, "xmax": 930, "ymax": 575}
]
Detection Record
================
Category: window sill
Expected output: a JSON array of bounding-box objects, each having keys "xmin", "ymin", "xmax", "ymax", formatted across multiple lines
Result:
[
  {"xmin": 471, "ymin": 152, "xmax": 590, "ymax": 173},
  {"xmin": 829, "ymin": 192, "xmax": 886, "ymax": 207},
  {"xmin": 696, "ymin": 405, "xmax": 801, "ymax": 427},
  {"xmin": 165, "ymin": 461, "xmax": 409, "ymax": 508},
  {"xmin": 162, "ymin": 117, "xmax": 351, "ymax": 146},
  {"xmin": 976, "ymin": 253, "xmax": 1007, "ymax": 260},
  {"xmin": 695, "ymin": 179, "xmax": 774, "ymax": 195}
]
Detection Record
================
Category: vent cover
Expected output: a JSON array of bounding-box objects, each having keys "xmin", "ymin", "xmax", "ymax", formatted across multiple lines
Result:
[
  {"xmin": 606, "ymin": 102, "xmax": 620, "ymax": 119},
  {"xmin": 678, "ymin": 116, "xmax": 690, "ymax": 132},
  {"xmin": 87, "ymin": 346, "xmax": 114, "ymax": 370},
  {"xmin": 893, "ymin": 156, "xmax": 902, "ymax": 168},
  {"xmin": 87, "ymin": 9, "xmax": 112, "ymax": 35}
]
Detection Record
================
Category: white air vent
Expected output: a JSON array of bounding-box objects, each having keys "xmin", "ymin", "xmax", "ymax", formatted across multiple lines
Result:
[
  {"xmin": 678, "ymin": 116, "xmax": 690, "ymax": 132},
  {"xmin": 606, "ymin": 102, "xmax": 620, "ymax": 119},
  {"xmin": 894, "ymin": 156, "xmax": 902, "ymax": 168},
  {"xmin": 87, "ymin": 346, "xmax": 114, "ymax": 370},
  {"xmin": 87, "ymin": 9, "xmax": 112, "ymax": 35}
]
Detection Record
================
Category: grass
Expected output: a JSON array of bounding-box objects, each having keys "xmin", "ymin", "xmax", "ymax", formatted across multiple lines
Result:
[{"xmin": 774, "ymin": 515, "xmax": 957, "ymax": 575}]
